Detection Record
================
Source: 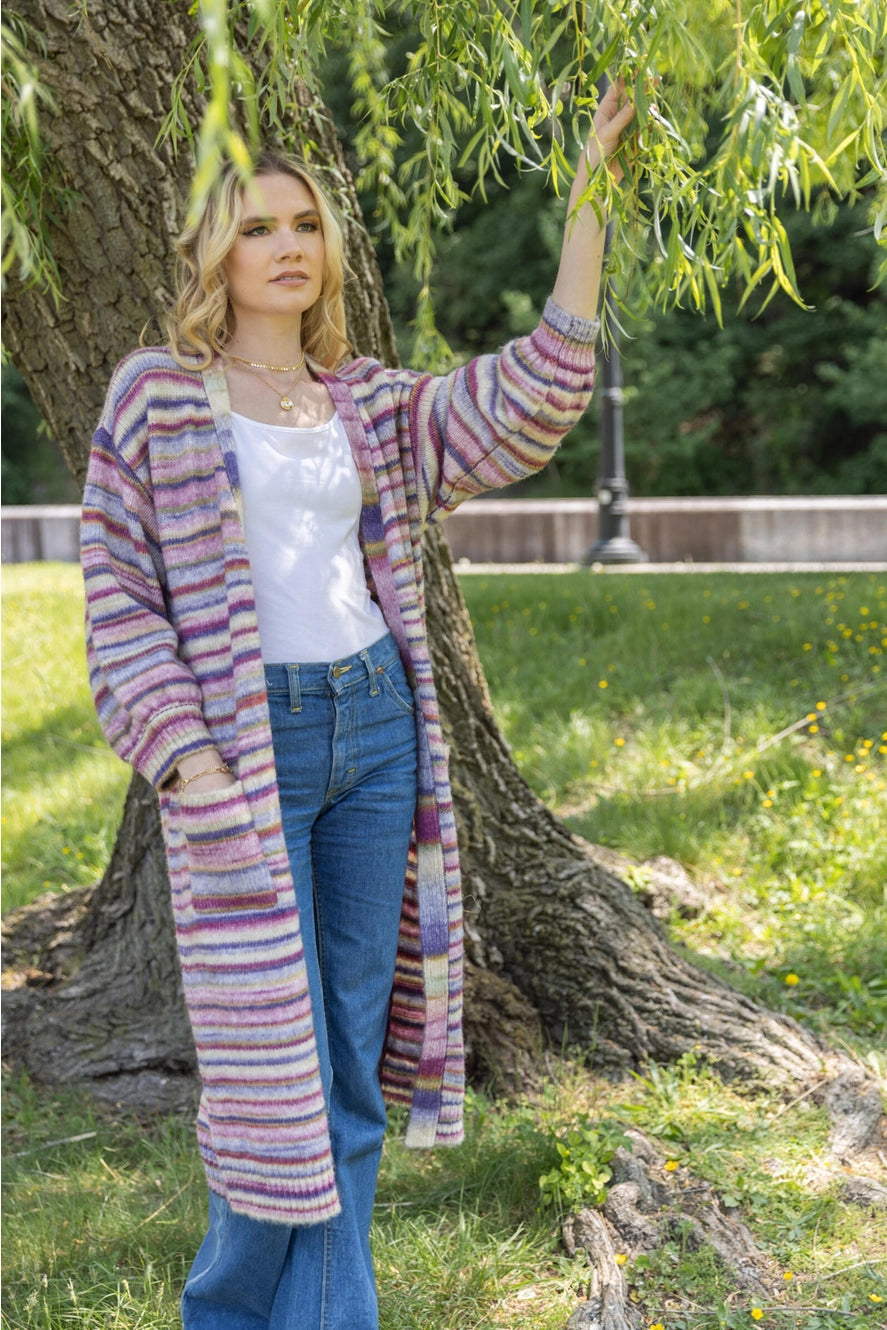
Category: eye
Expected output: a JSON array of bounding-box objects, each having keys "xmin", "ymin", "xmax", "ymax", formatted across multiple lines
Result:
[
  {"xmin": 242, "ymin": 224, "xmax": 270, "ymax": 237},
  {"xmin": 297, "ymin": 220, "xmax": 320, "ymax": 232}
]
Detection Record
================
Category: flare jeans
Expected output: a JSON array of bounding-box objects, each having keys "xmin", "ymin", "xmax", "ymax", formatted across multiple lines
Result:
[{"xmin": 181, "ymin": 633, "xmax": 418, "ymax": 1330}]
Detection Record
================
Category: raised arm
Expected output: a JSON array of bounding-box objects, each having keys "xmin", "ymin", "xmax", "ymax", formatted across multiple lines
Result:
[{"xmin": 551, "ymin": 80, "xmax": 637, "ymax": 322}]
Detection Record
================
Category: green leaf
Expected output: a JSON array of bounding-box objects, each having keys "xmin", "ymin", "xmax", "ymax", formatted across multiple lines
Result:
[{"xmin": 827, "ymin": 73, "xmax": 856, "ymax": 143}]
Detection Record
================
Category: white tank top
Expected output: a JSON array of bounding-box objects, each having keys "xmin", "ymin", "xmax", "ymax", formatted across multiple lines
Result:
[{"xmin": 230, "ymin": 410, "xmax": 387, "ymax": 663}]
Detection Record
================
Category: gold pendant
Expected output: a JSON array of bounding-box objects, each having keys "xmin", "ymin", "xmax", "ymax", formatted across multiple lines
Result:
[{"xmin": 280, "ymin": 397, "xmax": 294, "ymax": 411}]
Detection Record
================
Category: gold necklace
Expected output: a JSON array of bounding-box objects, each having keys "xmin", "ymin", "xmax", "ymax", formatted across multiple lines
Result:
[
  {"xmin": 228, "ymin": 352, "xmax": 306, "ymax": 374},
  {"xmin": 227, "ymin": 357, "xmax": 306, "ymax": 412}
]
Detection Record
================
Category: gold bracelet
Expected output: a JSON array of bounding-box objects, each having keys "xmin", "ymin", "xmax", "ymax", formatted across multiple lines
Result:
[{"xmin": 178, "ymin": 762, "xmax": 233, "ymax": 790}]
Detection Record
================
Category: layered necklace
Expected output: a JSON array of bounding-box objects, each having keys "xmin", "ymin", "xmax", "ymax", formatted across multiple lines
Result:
[{"xmin": 227, "ymin": 351, "xmax": 307, "ymax": 412}]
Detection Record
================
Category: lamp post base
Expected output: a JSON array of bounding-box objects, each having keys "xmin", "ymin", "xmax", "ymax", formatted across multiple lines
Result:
[{"xmin": 584, "ymin": 535, "xmax": 647, "ymax": 565}]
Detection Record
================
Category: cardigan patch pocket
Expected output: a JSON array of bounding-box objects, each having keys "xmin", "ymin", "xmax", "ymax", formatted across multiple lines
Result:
[{"xmin": 176, "ymin": 781, "xmax": 278, "ymax": 913}]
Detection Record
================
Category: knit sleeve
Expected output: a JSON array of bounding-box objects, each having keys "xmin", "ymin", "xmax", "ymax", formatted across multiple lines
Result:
[
  {"xmin": 407, "ymin": 297, "xmax": 599, "ymax": 526},
  {"xmin": 81, "ymin": 362, "xmax": 216, "ymax": 788}
]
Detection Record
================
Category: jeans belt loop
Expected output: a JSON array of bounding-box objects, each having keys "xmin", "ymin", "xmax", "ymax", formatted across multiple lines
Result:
[
  {"xmin": 361, "ymin": 645, "xmax": 380, "ymax": 697},
  {"xmin": 287, "ymin": 663, "xmax": 301, "ymax": 713}
]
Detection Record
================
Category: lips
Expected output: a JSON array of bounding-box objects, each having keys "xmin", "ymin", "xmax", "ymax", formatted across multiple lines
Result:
[{"xmin": 272, "ymin": 270, "xmax": 309, "ymax": 284}]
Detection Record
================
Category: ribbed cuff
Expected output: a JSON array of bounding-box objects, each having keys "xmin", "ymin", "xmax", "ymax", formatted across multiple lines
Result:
[
  {"xmin": 541, "ymin": 296, "xmax": 601, "ymax": 346},
  {"xmin": 130, "ymin": 705, "xmax": 216, "ymax": 789}
]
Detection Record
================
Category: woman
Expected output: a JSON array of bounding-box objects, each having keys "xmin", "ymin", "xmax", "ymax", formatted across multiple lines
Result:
[{"xmin": 81, "ymin": 82, "xmax": 635, "ymax": 1330}]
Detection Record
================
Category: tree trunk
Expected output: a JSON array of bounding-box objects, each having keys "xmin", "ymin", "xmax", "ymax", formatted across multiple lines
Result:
[{"xmin": 2, "ymin": 0, "xmax": 876, "ymax": 1130}]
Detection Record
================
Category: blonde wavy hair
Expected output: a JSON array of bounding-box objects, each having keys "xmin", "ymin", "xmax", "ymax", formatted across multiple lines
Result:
[{"xmin": 165, "ymin": 151, "xmax": 352, "ymax": 370}]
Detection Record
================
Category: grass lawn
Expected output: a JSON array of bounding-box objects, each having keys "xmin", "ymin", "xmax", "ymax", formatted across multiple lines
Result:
[
  {"xmin": 2, "ymin": 562, "xmax": 885, "ymax": 1330},
  {"xmin": 458, "ymin": 568, "xmax": 887, "ymax": 1048},
  {"xmin": 1, "ymin": 563, "xmax": 130, "ymax": 916}
]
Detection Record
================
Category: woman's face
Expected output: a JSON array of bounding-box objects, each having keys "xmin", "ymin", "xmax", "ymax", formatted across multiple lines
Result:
[{"xmin": 222, "ymin": 172, "xmax": 326, "ymax": 328}]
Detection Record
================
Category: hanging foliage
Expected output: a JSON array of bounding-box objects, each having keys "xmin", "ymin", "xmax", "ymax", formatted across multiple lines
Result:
[{"xmin": 3, "ymin": 0, "xmax": 885, "ymax": 352}]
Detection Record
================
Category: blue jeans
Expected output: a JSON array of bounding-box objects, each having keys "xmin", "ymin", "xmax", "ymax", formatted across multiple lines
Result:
[{"xmin": 182, "ymin": 633, "xmax": 418, "ymax": 1330}]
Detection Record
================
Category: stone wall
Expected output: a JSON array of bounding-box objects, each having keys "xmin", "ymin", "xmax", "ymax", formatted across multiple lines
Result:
[{"xmin": 3, "ymin": 497, "xmax": 886, "ymax": 566}]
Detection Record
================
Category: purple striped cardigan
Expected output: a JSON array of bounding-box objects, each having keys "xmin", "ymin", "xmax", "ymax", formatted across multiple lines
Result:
[{"xmin": 81, "ymin": 297, "xmax": 598, "ymax": 1224}]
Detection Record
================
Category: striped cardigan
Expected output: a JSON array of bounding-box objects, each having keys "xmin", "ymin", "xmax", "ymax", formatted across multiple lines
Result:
[{"xmin": 81, "ymin": 297, "xmax": 598, "ymax": 1225}]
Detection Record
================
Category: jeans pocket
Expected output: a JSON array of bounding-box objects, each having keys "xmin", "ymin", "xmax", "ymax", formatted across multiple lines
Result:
[
  {"xmin": 176, "ymin": 780, "xmax": 278, "ymax": 914},
  {"xmin": 377, "ymin": 661, "xmax": 416, "ymax": 716}
]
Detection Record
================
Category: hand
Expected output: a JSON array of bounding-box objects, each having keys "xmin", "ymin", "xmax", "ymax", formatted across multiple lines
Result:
[
  {"xmin": 583, "ymin": 79, "xmax": 637, "ymax": 185},
  {"xmin": 551, "ymin": 76, "xmax": 637, "ymax": 320},
  {"xmin": 176, "ymin": 750, "xmax": 237, "ymax": 794}
]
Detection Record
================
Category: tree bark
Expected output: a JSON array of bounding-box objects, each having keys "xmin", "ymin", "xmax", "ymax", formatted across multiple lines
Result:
[{"xmin": 2, "ymin": 0, "xmax": 876, "ymax": 1128}]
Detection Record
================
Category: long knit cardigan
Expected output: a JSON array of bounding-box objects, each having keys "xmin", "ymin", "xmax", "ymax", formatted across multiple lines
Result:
[{"xmin": 81, "ymin": 297, "xmax": 598, "ymax": 1225}]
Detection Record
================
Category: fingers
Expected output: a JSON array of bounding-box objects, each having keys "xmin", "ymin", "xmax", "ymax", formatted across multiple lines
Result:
[{"xmin": 595, "ymin": 81, "xmax": 636, "ymax": 129}]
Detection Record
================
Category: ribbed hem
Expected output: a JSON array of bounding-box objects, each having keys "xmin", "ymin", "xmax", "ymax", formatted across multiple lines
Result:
[{"xmin": 205, "ymin": 1177, "xmax": 342, "ymax": 1227}]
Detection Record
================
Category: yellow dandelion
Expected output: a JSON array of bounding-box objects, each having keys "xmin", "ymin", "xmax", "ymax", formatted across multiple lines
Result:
[
  {"xmin": 615, "ymin": 737, "xmax": 625, "ymax": 747},
  {"xmin": 751, "ymin": 1310, "xmax": 764, "ymax": 1322},
  {"xmin": 783, "ymin": 1271, "xmax": 793, "ymax": 1281},
  {"xmin": 762, "ymin": 798, "xmax": 774, "ymax": 808},
  {"xmin": 816, "ymin": 700, "xmax": 827, "ymax": 711},
  {"xmin": 808, "ymin": 724, "xmax": 819, "ymax": 734},
  {"xmin": 812, "ymin": 769, "xmax": 821, "ymax": 778},
  {"xmin": 744, "ymin": 770, "xmax": 754, "ymax": 780},
  {"xmin": 802, "ymin": 642, "xmax": 812, "ymax": 651},
  {"xmin": 664, "ymin": 1159, "xmax": 679, "ymax": 1172},
  {"xmin": 870, "ymin": 1294, "xmax": 883, "ymax": 1303},
  {"xmin": 599, "ymin": 679, "xmax": 609, "ymax": 689},
  {"xmin": 785, "ymin": 973, "xmax": 800, "ymax": 986},
  {"xmin": 614, "ymin": 1253, "xmax": 628, "ymax": 1265}
]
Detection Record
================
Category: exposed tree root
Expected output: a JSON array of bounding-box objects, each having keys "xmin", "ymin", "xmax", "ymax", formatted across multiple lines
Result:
[
  {"xmin": 562, "ymin": 1115, "xmax": 887, "ymax": 1329},
  {"xmin": 563, "ymin": 1208, "xmax": 643, "ymax": 1330},
  {"xmin": 819, "ymin": 1067, "xmax": 885, "ymax": 1162},
  {"xmin": 563, "ymin": 1130, "xmax": 781, "ymax": 1328}
]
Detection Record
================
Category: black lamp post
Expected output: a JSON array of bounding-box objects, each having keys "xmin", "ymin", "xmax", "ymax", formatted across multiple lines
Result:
[
  {"xmin": 585, "ymin": 276, "xmax": 646, "ymax": 564},
  {"xmin": 584, "ymin": 79, "xmax": 646, "ymax": 566}
]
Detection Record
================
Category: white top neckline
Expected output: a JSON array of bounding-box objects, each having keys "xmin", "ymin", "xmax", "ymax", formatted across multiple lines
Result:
[{"xmin": 231, "ymin": 408, "xmax": 339, "ymax": 435}]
